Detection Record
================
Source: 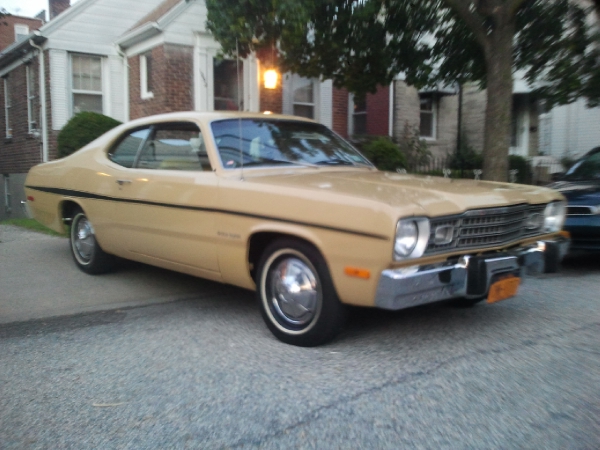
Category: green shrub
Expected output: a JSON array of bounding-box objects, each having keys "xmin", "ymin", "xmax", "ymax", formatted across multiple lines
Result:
[
  {"xmin": 449, "ymin": 137, "xmax": 483, "ymax": 171},
  {"xmin": 57, "ymin": 112, "xmax": 122, "ymax": 158},
  {"xmin": 352, "ymin": 136, "xmax": 407, "ymax": 172},
  {"xmin": 398, "ymin": 122, "xmax": 431, "ymax": 169}
]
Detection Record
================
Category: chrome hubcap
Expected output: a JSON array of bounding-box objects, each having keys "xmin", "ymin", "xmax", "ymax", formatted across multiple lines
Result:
[
  {"xmin": 270, "ymin": 257, "xmax": 319, "ymax": 326},
  {"xmin": 73, "ymin": 216, "xmax": 95, "ymax": 263}
]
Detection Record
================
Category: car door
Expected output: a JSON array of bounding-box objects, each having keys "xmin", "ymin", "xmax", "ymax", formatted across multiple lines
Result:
[{"xmin": 105, "ymin": 121, "xmax": 220, "ymax": 276}]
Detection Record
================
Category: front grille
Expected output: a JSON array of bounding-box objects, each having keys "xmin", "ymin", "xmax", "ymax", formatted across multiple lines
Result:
[{"xmin": 425, "ymin": 204, "xmax": 546, "ymax": 255}]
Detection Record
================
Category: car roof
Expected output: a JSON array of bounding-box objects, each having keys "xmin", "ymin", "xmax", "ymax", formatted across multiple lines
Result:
[{"xmin": 124, "ymin": 111, "xmax": 317, "ymax": 128}]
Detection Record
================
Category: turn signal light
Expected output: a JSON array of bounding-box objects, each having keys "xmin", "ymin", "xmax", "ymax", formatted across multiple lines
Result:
[{"xmin": 344, "ymin": 267, "xmax": 371, "ymax": 279}]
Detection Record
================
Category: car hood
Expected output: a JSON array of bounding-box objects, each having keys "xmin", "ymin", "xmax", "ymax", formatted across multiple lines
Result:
[
  {"xmin": 242, "ymin": 169, "xmax": 561, "ymax": 217},
  {"xmin": 548, "ymin": 180, "xmax": 600, "ymax": 204}
]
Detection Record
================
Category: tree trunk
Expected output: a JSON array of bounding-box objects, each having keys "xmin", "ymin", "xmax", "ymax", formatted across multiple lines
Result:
[{"xmin": 482, "ymin": 21, "xmax": 515, "ymax": 182}]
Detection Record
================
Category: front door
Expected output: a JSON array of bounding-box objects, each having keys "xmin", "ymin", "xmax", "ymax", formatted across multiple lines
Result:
[{"xmin": 105, "ymin": 121, "xmax": 220, "ymax": 275}]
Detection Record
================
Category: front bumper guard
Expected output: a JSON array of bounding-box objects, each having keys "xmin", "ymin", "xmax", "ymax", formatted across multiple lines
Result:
[{"xmin": 374, "ymin": 237, "xmax": 569, "ymax": 311}]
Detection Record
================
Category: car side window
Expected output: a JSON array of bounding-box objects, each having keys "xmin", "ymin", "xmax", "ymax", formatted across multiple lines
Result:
[
  {"xmin": 137, "ymin": 122, "xmax": 210, "ymax": 171},
  {"xmin": 109, "ymin": 128, "xmax": 151, "ymax": 168}
]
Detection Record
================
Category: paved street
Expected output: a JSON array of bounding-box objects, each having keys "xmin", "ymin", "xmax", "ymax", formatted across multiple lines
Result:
[{"xmin": 1, "ymin": 225, "xmax": 599, "ymax": 449}]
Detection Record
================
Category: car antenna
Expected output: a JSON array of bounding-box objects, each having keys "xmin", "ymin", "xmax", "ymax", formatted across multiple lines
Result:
[{"xmin": 236, "ymin": 38, "xmax": 244, "ymax": 181}]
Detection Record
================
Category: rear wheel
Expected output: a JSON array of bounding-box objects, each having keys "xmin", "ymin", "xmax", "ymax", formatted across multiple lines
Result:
[
  {"xmin": 70, "ymin": 209, "xmax": 114, "ymax": 274},
  {"xmin": 256, "ymin": 239, "xmax": 347, "ymax": 346}
]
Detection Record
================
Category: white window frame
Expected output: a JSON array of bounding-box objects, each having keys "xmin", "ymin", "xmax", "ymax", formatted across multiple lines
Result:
[
  {"xmin": 140, "ymin": 53, "xmax": 154, "ymax": 100},
  {"xmin": 419, "ymin": 94, "xmax": 437, "ymax": 140},
  {"xmin": 4, "ymin": 78, "xmax": 12, "ymax": 139},
  {"xmin": 292, "ymin": 74, "xmax": 317, "ymax": 119},
  {"xmin": 349, "ymin": 94, "xmax": 367, "ymax": 135},
  {"xmin": 15, "ymin": 24, "xmax": 29, "ymax": 43},
  {"xmin": 70, "ymin": 53, "xmax": 104, "ymax": 116},
  {"xmin": 26, "ymin": 65, "xmax": 37, "ymax": 133}
]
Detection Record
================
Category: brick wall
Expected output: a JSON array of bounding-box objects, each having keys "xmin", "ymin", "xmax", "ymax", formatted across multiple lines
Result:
[
  {"xmin": 49, "ymin": 0, "xmax": 71, "ymax": 20},
  {"xmin": 259, "ymin": 82, "xmax": 282, "ymax": 114},
  {"xmin": 0, "ymin": 15, "xmax": 44, "ymax": 51},
  {"xmin": 365, "ymin": 85, "xmax": 389, "ymax": 136},
  {"xmin": 129, "ymin": 44, "xmax": 194, "ymax": 120},
  {"xmin": 0, "ymin": 61, "xmax": 43, "ymax": 174},
  {"xmin": 392, "ymin": 81, "xmax": 420, "ymax": 139},
  {"xmin": 332, "ymin": 87, "xmax": 348, "ymax": 138}
]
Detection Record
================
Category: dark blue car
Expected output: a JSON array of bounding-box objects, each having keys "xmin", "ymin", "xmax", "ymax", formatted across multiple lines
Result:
[{"xmin": 549, "ymin": 147, "xmax": 600, "ymax": 252}]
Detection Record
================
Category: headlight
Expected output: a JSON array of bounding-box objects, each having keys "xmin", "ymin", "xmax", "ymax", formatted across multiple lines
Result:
[
  {"xmin": 543, "ymin": 201, "xmax": 566, "ymax": 233},
  {"xmin": 394, "ymin": 218, "xmax": 430, "ymax": 260}
]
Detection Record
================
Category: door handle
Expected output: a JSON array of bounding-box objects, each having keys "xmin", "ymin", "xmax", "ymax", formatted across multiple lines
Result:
[{"xmin": 116, "ymin": 179, "xmax": 132, "ymax": 186}]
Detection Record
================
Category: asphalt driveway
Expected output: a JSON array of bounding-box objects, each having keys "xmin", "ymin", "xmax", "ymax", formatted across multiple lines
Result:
[{"xmin": 0, "ymin": 224, "xmax": 233, "ymax": 324}]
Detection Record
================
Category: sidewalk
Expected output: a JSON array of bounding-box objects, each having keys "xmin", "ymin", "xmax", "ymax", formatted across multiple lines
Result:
[{"xmin": 0, "ymin": 224, "xmax": 221, "ymax": 324}]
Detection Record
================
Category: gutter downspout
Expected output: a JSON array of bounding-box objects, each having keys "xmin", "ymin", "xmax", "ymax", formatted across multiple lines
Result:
[
  {"xmin": 30, "ymin": 36, "xmax": 48, "ymax": 162},
  {"xmin": 115, "ymin": 44, "xmax": 130, "ymax": 122}
]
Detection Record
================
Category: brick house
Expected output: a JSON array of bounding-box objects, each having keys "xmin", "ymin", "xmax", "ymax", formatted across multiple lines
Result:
[
  {"xmin": 2, "ymin": 0, "xmax": 598, "ymax": 220},
  {"xmin": 0, "ymin": 0, "xmax": 168, "ymax": 220}
]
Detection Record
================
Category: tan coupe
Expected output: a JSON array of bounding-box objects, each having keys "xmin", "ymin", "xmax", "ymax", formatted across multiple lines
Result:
[{"xmin": 25, "ymin": 112, "xmax": 569, "ymax": 346}]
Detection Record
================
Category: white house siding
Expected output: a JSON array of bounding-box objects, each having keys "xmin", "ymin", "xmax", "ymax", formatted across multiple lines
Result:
[
  {"xmin": 108, "ymin": 55, "xmax": 126, "ymax": 122},
  {"xmin": 44, "ymin": 0, "xmax": 166, "ymax": 54},
  {"xmin": 49, "ymin": 49, "xmax": 69, "ymax": 130},
  {"xmin": 282, "ymin": 73, "xmax": 293, "ymax": 116},
  {"xmin": 44, "ymin": 0, "xmax": 165, "ymax": 127},
  {"xmin": 163, "ymin": 1, "xmax": 208, "ymax": 46},
  {"xmin": 319, "ymin": 80, "xmax": 333, "ymax": 128},
  {"xmin": 539, "ymin": 99, "xmax": 600, "ymax": 159}
]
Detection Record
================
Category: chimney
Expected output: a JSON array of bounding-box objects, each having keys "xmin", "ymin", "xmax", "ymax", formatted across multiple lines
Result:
[{"xmin": 49, "ymin": 0, "xmax": 70, "ymax": 20}]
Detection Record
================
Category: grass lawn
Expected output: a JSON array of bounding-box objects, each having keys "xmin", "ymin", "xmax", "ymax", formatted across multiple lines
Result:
[{"xmin": 1, "ymin": 218, "xmax": 65, "ymax": 237}]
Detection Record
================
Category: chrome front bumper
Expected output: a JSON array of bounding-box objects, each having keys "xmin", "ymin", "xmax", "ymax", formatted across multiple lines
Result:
[{"xmin": 374, "ymin": 237, "xmax": 569, "ymax": 311}]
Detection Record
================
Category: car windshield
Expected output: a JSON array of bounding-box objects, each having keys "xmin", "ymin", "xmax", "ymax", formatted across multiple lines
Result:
[
  {"xmin": 211, "ymin": 119, "xmax": 373, "ymax": 169},
  {"xmin": 563, "ymin": 149, "xmax": 600, "ymax": 181}
]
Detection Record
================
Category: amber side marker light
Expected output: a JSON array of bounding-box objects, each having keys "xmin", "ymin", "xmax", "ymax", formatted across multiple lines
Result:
[
  {"xmin": 560, "ymin": 230, "xmax": 571, "ymax": 239},
  {"xmin": 344, "ymin": 267, "xmax": 371, "ymax": 279}
]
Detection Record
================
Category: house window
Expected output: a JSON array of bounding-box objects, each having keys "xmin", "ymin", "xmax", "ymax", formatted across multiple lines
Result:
[
  {"xmin": 352, "ymin": 95, "xmax": 367, "ymax": 135},
  {"xmin": 292, "ymin": 75, "xmax": 315, "ymax": 119},
  {"xmin": 140, "ymin": 53, "xmax": 153, "ymax": 99},
  {"xmin": 4, "ymin": 78, "xmax": 12, "ymax": 139},
  {"xmin": 15, "ymin": 24, "xmax": 29, "ymax": 43},
  {"xmin": 71, "ymin": 54, "xmax": 103, "ymax": 115},
  {"xmin": 26, "ymin": 65, "xmax": 37, "ymax": 133},
  {"xmin": 419, "ymin": 94, "xmax": 436, "ymax": 139},
  {"xmin": 214, "ymin": 59, "xmax": 241, "ymax": 111}
]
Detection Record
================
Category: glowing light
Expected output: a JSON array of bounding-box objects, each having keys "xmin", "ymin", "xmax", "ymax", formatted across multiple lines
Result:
[
  {"xmin": 263, "ymin": 111, "xmax": 273, "ymax": 115},
  {"xmin": 264, "ymin": 69, "xmax": 278, "ymax": 89}
]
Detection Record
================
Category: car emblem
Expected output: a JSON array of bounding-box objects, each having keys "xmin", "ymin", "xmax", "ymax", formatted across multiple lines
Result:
[{"xmin": 434, "ymin": 225, "xmax": 454, "ymax": 245}]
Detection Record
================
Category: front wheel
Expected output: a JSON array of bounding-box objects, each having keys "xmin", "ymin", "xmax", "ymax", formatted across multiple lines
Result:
[
  {"xmin": 256, "ymin": 239, "xmax": 347, "ymax": 346},
  {"xmin": 70, "ymin": 209, "xmax": 114, "ymax": 274}
]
